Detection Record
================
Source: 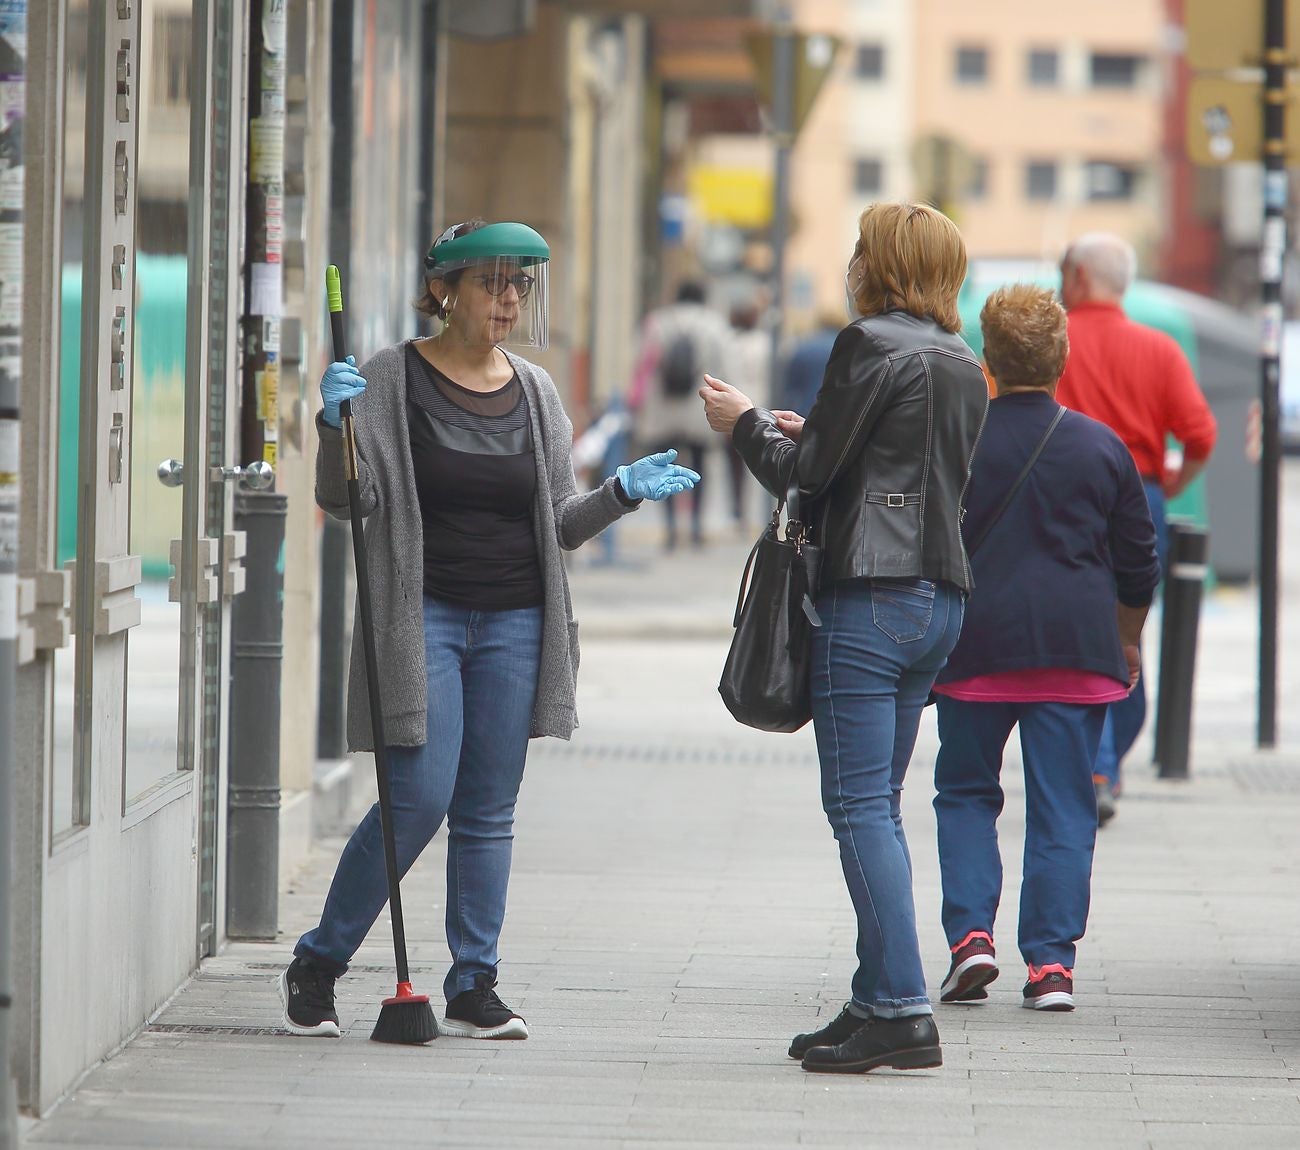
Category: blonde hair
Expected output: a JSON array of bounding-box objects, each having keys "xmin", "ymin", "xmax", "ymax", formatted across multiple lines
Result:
[
  {"xmin": 851, "ymin": 203, "xmax": 967, "ymax": 333},
  {"xmin": 979, "ymin": 284, "xmax": 1069, "ymax": 391}
]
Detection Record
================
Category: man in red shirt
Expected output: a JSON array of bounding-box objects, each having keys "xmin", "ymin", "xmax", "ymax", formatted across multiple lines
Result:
[{"xmin": 1056, "ymin": 233, "xmax": 1217, "ymax": 824}]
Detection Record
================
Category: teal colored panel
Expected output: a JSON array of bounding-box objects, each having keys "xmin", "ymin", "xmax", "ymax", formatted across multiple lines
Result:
[
  {"xmin": 133, "ymin": 254, "xmax": 190, "ymax": 580},
  {"xmin": 56, "ymin": 257, "xmax": 190, "ymax": 578}
]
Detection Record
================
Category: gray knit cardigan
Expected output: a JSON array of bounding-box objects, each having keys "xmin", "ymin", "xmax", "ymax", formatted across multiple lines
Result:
[{"xmin": 315, "ymin": 344, "xmax": 637, "ymax": 750}]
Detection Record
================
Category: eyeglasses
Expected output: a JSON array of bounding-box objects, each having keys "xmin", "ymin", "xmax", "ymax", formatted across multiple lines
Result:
[{"xmin": 474, "ymin": 272, "xmax": 535, "ymax": 300}]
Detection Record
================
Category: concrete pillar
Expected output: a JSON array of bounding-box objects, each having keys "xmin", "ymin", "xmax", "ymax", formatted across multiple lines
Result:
[{"xmin": 276, "ymin": 0, "xmax": 329, "ymax": 874}]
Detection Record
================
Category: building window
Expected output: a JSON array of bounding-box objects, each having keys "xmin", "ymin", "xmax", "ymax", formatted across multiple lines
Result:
[
  {"xmin": 152, "ymin": 14, "xmax": 192, "ymax": 105},
  {"xmin": 856, "ymin": 42, "xmax": 885, "ymax": 80},
  {"xmin": 1027, "ymin": 48, "xmax": 1059, "ymax": 87},
  {"xmin": 955, "ymin": 46, "xmax": 988, "ymax": 85},
  {"xmin": 1089, "ymin": 53, "xmax": 1144, "ymax": 89},
  {"xmin": 854, "ymin": 157, "xmax": 885, "ymax": 197},
  {"xmin": 1025, "ymin": 161, "xmax": 1058, "ymax": 201},
  {"xmin": 1085, "ymin": 161, "xmax": 1139, "ymax": 201},
  {"xmin": 966, "ymin": 157, "xmax": 989, "ymax": 200}
]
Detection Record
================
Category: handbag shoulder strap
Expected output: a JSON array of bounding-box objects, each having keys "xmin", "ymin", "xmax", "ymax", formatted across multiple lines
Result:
[
  {"xmin": 770, "ymin": 441, "xmax": 802, "ymax": 522},
  {"xmin": 966, "ymin": 405, "xmax": 1066, "ymax": 558}
]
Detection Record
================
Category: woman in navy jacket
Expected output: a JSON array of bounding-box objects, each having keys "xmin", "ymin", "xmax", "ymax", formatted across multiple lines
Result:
[{"xmin": 931, "ymin": 285, "xmax": 1160, "ymax": 1013}]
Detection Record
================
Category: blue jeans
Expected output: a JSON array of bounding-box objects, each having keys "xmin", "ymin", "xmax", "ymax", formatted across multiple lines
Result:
[
  {"xmin": 811, "ymin": 578, "xmax": 965, "ymax": 1019},
  {"xmin": 934, "ymin": 698, "xmax": 1106, "ymax": 969},
  {"xmin": 296, "ymin": 598, "xmax": 542, "ymax": 1001},
  {"xmin": 1094, "ymin": 479, "xmax": 1168, "ymax": 790}
]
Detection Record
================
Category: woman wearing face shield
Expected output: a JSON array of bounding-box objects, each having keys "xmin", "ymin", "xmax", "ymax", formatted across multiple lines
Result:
[
  {"xmin": 700, "ymin": 203, "xmax": 988, "ymax": 1073},
  {"xmin": 279, "ymin": 220, "xmax": 700, "ymax": 1041}
]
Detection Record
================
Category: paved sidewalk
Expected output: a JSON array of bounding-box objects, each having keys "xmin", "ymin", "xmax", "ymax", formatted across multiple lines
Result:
[{"xmin": 24, "ymin": 478, "xmax": 1300, "ymax": 1149}]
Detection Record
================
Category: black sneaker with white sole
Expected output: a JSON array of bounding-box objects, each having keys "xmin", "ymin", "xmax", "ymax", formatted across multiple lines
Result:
[
  {"xmin": 441, "ymin": 974, "xmax": 528, "ymax": 1039},
  {"xmin": 279, "ymin": 956, "xmax": 341, "ymax": 1037}
]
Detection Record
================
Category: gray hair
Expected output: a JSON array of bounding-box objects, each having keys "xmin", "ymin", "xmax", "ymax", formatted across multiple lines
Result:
[{"xmin": 1063, "ymin": 232, "xmax": 1137, "ymax": 295}]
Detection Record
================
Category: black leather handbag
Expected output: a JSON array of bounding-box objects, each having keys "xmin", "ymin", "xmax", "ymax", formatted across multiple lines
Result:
[{"xmin": 718, "ymin": 468, "xmax": 823, "ymax": 733}]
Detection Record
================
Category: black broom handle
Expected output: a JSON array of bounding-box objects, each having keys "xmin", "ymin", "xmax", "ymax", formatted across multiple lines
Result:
[{"xmin": 328, "ymin": 267, "xmax": 412, "ymax": 986}]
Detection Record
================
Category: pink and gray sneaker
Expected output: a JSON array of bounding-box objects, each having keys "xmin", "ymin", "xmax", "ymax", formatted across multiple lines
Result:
[
  {"xmin": 1022, "ymin": 963, "xmax": 1074, "ymax": 1011},
  {"xmin": 939, "ymin": 930, "xmax": 999, "ymax": 1003}
]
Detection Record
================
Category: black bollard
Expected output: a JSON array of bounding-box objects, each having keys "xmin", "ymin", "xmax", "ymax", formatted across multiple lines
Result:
[
  {"xmin": 227, "ymin": 488, "xmax": 288, "ymax": 939},
  {"xmin": 1153, "ymin": 522, "xmax": 1209, "ymax": 780},
  {"xmin": 1152, "ymin": 522, "xmax": 1183, "ymax": 768}
]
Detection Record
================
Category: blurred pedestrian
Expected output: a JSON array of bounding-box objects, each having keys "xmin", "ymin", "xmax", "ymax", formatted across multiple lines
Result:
[
  {"xmin": 629, "ymin": 281, "xmax": 733, "ymax": 548},
  {"xmin": 280, "ymin": 219, "xmax": 699, "ymax": 1041},
  {"xmin": 700, "ymin": 203, "xmax": 988, "ymax": 1075},
  {"xmin": 726, "ymin": 298, "xmax": 771, "ymax": 531},
  {"xmin": 779, "ymin": 309, "xmax": 843, "ymax": 416},
  {"xmin": 571, "ymin": 394, "xmax": 632, "ymax": 565},
  {"xmin": 1056, "ymin": 233, "xmax": 1217, "ymax": 821},
  {"xmin": 931, "ymin": 285, "xmax": 1160, "ymax": 1014}
]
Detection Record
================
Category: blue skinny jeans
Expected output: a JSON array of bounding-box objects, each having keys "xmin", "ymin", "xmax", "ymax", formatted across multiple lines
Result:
[
  {"xmin": 296, "ymin": 597, "xmax": 542, "ymax": 1002},
  {"xmin": 811, "ymin": 578, "xmax": 965, "ymax": 1020}
]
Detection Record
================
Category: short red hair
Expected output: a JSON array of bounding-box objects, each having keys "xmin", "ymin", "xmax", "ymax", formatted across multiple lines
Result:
[{"xmin": 979, "ymin": 284, "xmax": 1069, "ymax": 391}]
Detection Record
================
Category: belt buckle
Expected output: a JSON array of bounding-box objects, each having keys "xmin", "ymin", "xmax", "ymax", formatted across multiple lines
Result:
[{"xmin": 886, "ymin": 493, "xmax": 905, "ymax": 508}]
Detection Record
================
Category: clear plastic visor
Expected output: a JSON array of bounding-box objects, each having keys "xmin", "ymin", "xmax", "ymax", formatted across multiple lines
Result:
[{"xmin": 427, "ymin": 257, "xmax": 549, "ymax": 350}]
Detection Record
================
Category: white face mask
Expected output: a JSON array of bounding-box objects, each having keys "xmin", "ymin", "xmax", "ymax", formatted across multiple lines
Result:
[{"xmin": 844, "ymin": 258, "xmax": 862, "ymax": 320}]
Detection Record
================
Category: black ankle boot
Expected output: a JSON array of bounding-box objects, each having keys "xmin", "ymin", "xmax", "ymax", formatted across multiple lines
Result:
[{"xmin": 801, "ymin": 1014, "xmax": 942, "ymax": 1074}]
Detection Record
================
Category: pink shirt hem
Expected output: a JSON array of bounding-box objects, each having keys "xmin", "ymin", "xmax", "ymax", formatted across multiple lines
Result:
[{"xmin": 934, "ymin": 668, "xmax": 1129, "ymax": 704}]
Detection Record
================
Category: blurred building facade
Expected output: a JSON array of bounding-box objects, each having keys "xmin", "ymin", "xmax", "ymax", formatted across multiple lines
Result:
[{"xmin": 913, "ymin": 0, "xmax": 1166, "ymax": 266}]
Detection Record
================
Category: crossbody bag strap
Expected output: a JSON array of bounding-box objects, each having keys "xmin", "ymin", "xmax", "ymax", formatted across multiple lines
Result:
[{"xmin": 966, "ymin": 406, "xmax": 1066, "ymax": 558}]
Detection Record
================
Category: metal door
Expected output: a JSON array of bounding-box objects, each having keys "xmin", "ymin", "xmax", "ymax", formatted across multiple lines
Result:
[{"xmin": 22, "ymin": 0, "xmax": 245, "ymax": 1111}]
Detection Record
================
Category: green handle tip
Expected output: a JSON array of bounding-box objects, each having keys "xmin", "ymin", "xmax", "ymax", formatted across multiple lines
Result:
[{"xmin": 326, "ymin": 265, "xmax": 342, "ymax": 313}]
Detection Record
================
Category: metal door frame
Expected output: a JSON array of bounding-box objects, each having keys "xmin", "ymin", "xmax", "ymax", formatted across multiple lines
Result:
[{"xmin": 11, "ymin": 0, "xmax": 239, "ymax": 1112}]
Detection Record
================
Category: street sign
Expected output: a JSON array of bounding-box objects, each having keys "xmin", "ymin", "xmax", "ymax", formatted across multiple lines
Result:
[
  {"xmin": 1185, "ymin": 0, "xmax": 1300, "ymax": 71},
  {"xmin": 1187, "ymin": 74, "xmax": 1300, "ymax": 163},
  {"xmin": 687, "ymin": 165, "xmax": 773, "ymax": 229},
  {"xmin": 746, "ymin": 30, "xmax": 841, "ymax": 136}
]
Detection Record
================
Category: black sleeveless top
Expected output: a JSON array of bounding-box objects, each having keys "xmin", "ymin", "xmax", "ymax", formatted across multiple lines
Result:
[{"xmin": 404, "ymin": 342, "xmax": 543, "ymax": 610}]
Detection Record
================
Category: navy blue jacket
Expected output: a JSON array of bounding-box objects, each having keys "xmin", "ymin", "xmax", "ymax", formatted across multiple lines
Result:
[{"xmin": 937, "ymin": 390, "xmax": 1161, "ymax": 686}]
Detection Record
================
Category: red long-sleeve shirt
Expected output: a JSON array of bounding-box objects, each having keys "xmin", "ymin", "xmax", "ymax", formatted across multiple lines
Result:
[{"xmin": 1056, "ymin": 301, "xmax": 1217, "ymax": 480}]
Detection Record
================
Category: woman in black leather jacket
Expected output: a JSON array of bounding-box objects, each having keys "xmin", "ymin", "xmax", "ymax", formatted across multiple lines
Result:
[{"xmin": 701, "ymin": 203, "xmax": 988, "ymax": 1075}]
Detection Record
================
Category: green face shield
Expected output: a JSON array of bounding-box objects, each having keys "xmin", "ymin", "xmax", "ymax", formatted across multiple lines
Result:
[{"xmin": 424, "ymin": 222, "xmax": 551, "ymax": 350}]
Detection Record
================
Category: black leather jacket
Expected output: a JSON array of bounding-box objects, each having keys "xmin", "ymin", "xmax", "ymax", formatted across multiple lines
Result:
[{"xmin": 733, "ymin": 311, "xmax": 989, "ymax": 593}]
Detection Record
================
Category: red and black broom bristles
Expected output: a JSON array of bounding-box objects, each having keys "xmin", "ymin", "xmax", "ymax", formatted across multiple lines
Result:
[{"xmin": 328, "ymin": 265, "xmax": 437, "ymax": 1046}]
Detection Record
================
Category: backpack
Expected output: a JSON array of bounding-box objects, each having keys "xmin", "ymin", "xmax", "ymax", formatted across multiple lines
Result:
[{"xmin": 659, "ymin": 329, "xmax": 698, "ymax": 397}]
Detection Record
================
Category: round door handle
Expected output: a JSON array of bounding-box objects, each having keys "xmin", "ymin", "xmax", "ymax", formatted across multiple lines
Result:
[
  {"xmin": 157, "ymin": 459, "xmax": 184, "ymax": 487},
  {"xmin": 209, "ymin": 462, "xmax": 276, "ymax": 490},
  {"xmin": 242, "ymin": 461, "xmax": 275, "ymax": 491}
]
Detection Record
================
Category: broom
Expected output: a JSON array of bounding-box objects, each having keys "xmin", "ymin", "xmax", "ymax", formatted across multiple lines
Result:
[{"xmin": 326, "ymin": 264, "xmax": 438, "ymax": 1045}]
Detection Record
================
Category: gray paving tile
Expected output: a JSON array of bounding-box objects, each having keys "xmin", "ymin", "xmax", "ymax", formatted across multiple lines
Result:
[{"xmin": 1146, "ymin": 1124, "xmax": 1300, "ymax": 1150}]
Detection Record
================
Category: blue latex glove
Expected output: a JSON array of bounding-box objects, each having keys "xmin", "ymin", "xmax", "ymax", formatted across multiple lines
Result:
[
  {"xmin": 320, "ymin": 356, "xmax": 367, "ymax": 428},
  {"xmin": 616, "ymin": 449, "xmax": 702, "ymax": 502}
]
